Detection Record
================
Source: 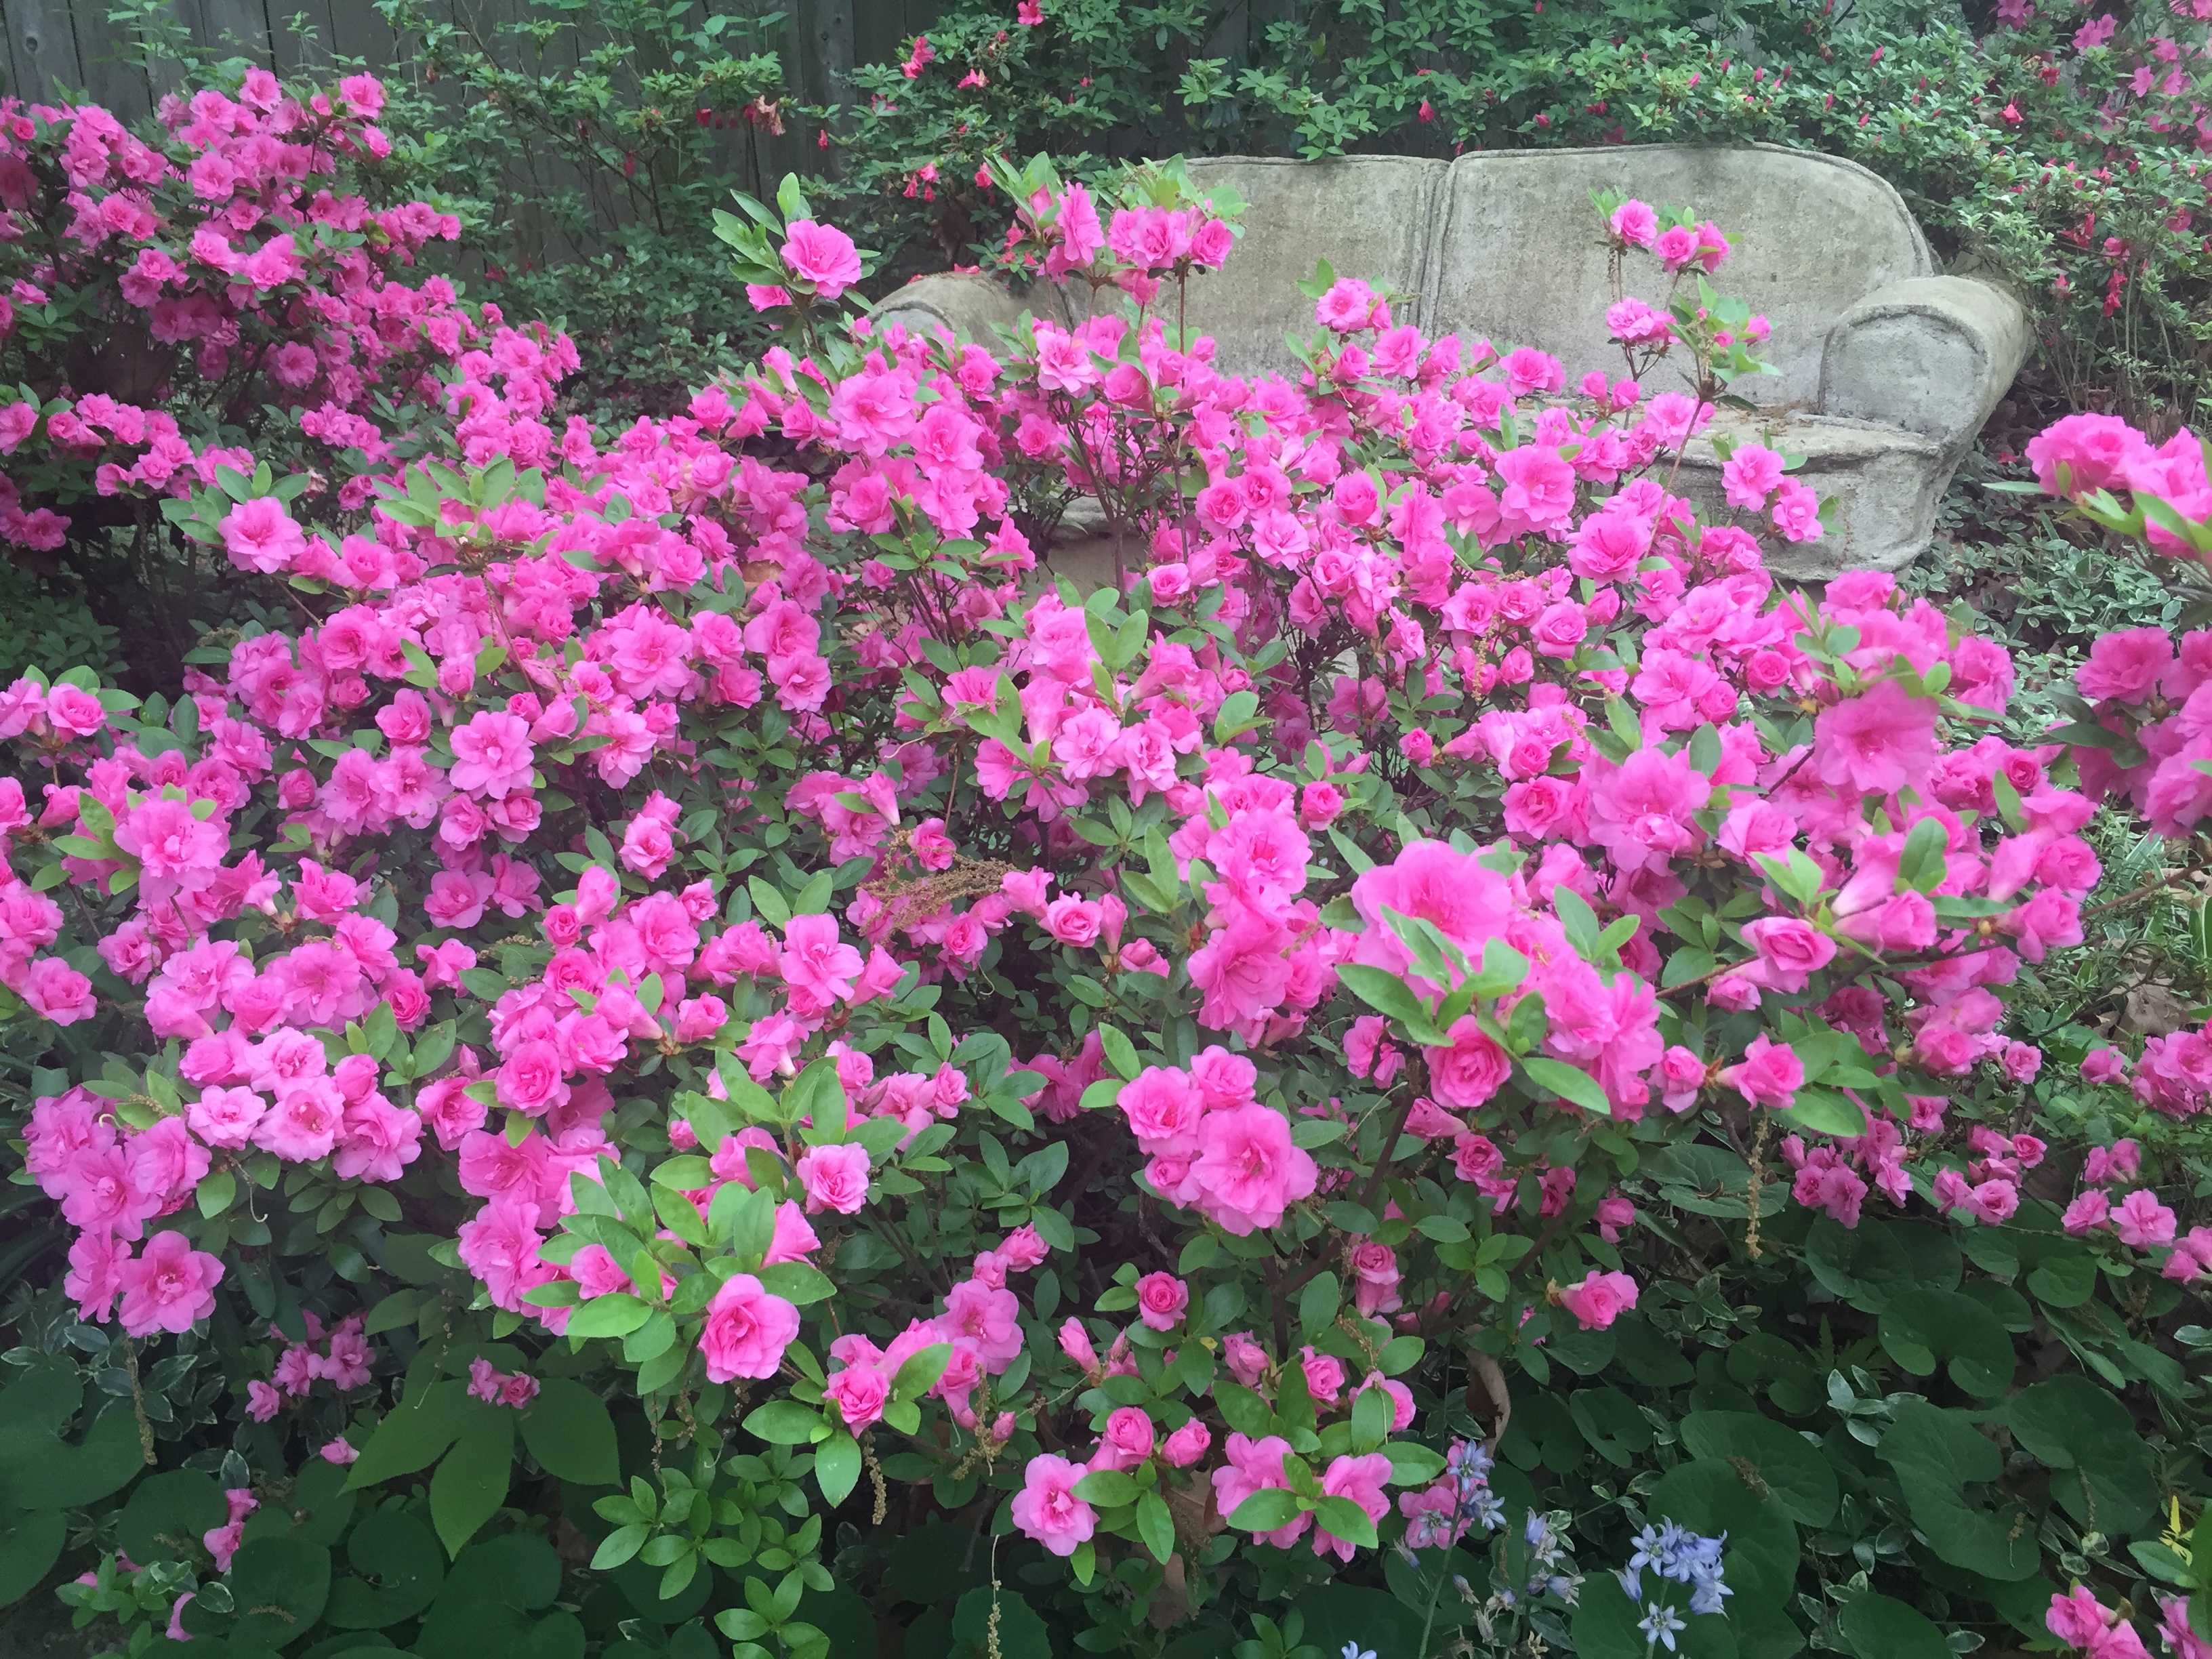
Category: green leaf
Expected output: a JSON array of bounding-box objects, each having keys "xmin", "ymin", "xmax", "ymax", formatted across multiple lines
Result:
[
  {"xmin": 430, "ymin": 1410, "xmax": 515, "ymax": 1558},
  {"xmin": 1895, "ymin": 817, "xmax": 1950, "ymax": 893},
  {"xmin": 345, "ymin": 1380, "xmax": 471, "ymax": 1486},
  {"xmin": 1227, "ymin": 1488, "xmax": 1303, "ymax": 1534},
  {"xmin": 1214, "ymin": 1381, "xmax": 1277, "ymax": 1439},
  {"xmin": 1311, "ymin": 1495, "xmax": 1377, "ymax": 1549},
  {"xmin": 743, "ymin": 1400, "xmax": 827, "ymax": 1446},
  {"xmin": 2005, "ymin": 1376, "xmax": 2158, "ymax": 1535},
  {"xmin": 891, "ymin": 1343, "xmax": 951, "ymax": 1402},
  {"xmin": 1518, "ymin": 1056, "xmax": 1612, "ymax": 1116},
  {"xmin": 1073, "ymin": 1468, "xmax": 1143, "ymax": 1507},
  {"xmin": 1677, "ymin": 1411, "xmax": 1839, "ymax": 1527},
  {"xmin": 1335, "ymin": 964, "xmax": 1435, "ymax": 1029},
  {"xmin": 1135, "ymin": 1490, "xmax": 1176, "ymax": 1565},
  {"xmin": 815, "ymin": 1430, "xmax": 861, "ymax": 1505},
  {"xmin": 226, "ymin": 1536, "xmax": 333, "ymax": 1648},
  {"xmin": 951, "ymin": 1585, "xmax": 1052, "ymax": 1659},
  {"xmin": 518, "ymin": 1378, "xmax": 619, "ymax": 1486},
  {"xmin": 1803, "ymin": 1215, "xmax": 1913, "ymax": 1313},
  {"xmin": 565, "ymin": 1293, "xmax": 651, "ymax": 1340},
  {"xmin": 1839, "ymin": 1593, "xmax": 1950, "ymax": 1659},
  {"xmin": 758, "ymin": 1261, "xmax": 837, "ymax": 1305},
  {"xmin": 1878, "ymin": 1290, "xmax": 2015, "ymax": 1398},
  {"xmin": 1382, "ymin": 1442, "xmax": 1446, "ymax": 1486},
  {"xmin": 325, "ymin": 1509, "xmax": 444, "ymax": 1629},
  {"xmin": 118, "ymin": 1469, "xmax": 224, "ymax": 1565},
  {"xmin": 196, "ymin": 1168, "xmax": 237, "ymax": 1218},
  {"xmin": 1651, "ymin": 1458, "xmax": 1799, "ymax": 1604},
  {"xmin": 1778, "ymin": 1086, "xmax": 1868, "ymax": 1140},
  {"xmin": 591, "ymin": 1523, "xmax": 649, "ymax": 1570},
  {"xmin": 0, "ymin": 1510, "xmax": 65, "ymax": 1608},
  {"xmin": 1297, "ymin": 1271, "xmax": 1340, "ymax": 1340},
  {"xmin": 1097, "ymin": 1023, "xmax": 1141, "ymax": 1080},
  {"xmin": 1875, "ymin": 1401, "xmax": 2038, "ymax": 1581}
]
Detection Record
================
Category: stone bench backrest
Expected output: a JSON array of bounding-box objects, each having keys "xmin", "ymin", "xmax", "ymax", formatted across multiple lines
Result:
[{"xmin": 1179, "ymin": 146, "xmax": 1933, "ymax": 409}]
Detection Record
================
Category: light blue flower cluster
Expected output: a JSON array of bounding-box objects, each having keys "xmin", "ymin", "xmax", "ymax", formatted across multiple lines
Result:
[
  {"xmin": 1521, "ymin": 1511, "xmax": 1579, "ymax": 1603},
  {"xmin": 1402, "ymin": 1437, "xmax": 1507, "ymax": 1551},
  {"xmin": 1614, "ymin": 1521, "xmax": 1732, "ymax": 1652}
]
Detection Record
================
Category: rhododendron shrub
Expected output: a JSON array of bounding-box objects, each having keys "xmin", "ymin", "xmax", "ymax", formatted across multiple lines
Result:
[{"xmin": 1, "ymin": 153, "xmax": 2207, "ymax": 1659}]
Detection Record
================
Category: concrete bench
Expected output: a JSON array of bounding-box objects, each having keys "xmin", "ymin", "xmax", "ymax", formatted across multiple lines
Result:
[{"xmin": 874, "ymin": 144, "xmax": 2030, "ymax": 579}]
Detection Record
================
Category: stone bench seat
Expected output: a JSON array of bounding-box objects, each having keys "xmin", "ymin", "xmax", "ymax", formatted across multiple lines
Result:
[{"xmin": 873, "ymin": 145, "xmax": 2030, "ymax": 579}]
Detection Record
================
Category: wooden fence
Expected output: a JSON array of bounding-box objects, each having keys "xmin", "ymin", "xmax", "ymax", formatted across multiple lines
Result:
[{"xmin": 0, "ymin": 0, "xmax": 941, "ymax": 201}]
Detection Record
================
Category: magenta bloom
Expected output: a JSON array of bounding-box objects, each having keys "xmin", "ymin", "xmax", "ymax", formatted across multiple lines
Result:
[
  {"xmin": 1313, "ymin": 1452, "xmax": 1393, "ymax": 1561},
  {"xmin": 2024, "ymin": 411, "xmax": 2146, "ymax": 497},
  {"xmin": 1557, "ymin": 1269, "xmax": 1639, "ymax": 1330},
  {"xmin": 117, "ymin": 1230, "xmax": 225, "ymax": 1336},
  {"xmin": 823, "ymin": 1362, "xmax": 890, "ymax": 1431},
  {"xmin": 1162, "ymin": 1420, "xmax": 1212, "ymax": 1467},
  {"xmin": 1132, "ymin": 1271, "xmax": 1189, "ymax": 1332},
  {"xmin": 2112, "ymin": 1188, "xmax": 2177, "ymax": 1248},
  {"xmin": 1812, "ymin": 679, "xmax": 1939, "ymax": 797},
  {"xmin": 779, "ymin": 221, "xmax": 863, "ymax": 298},
  {"xmin": 698, "ymin": 1273, "xmax": 800, "ymax": 1382},
  {"xmin": 1010, "ymin": 1453, "xmax": 1096, "ymax": 1557},
  {"xmin": 796, "ymin": 1142, "xmax": 872, "ymax": 1214},
  {"xmin": 448, "ymin": 710, "xmax": 534, "ymax": 798},
  {"xmin": 219, "ymin": 496, "xmax": 306, "ymax": 574},
  {"xmin": 1718, "ymin": 1033, "xmax": 1805, "ymax": 1110},
  {"xmin": 781, "ymin": 913, "xmax": 863, "ymax": 1006},
  {"xmin": 1610, "ymin": 199, "xmax": 1658, "ymax": 246},
  {"xmin": 1191, "ymin": 1103, "xmax": 1318, "ymax": 1235},
  {"xmin": 1211, "ymin": 1433, "xmax": 1309, "ymax": 1547},
  {"xmin": 2076, "ymin": 626, "xmax": 2174, "ymax": 704},
  {"xmin": 1423, "ymin": 1018, "xmax": 1511, "ymax": 1109}
]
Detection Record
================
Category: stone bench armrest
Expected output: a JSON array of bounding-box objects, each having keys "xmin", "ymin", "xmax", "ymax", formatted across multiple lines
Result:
[{"xmin": 1817, "ymin": 276, "xmax": 2030, "ymax": 453}]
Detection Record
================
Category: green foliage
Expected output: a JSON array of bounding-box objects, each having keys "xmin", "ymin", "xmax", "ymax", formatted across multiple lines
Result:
[
  {"xmin": 0, "ymin": 566, "xmax": 123, "ymax": 687},
  {"xmin": 367, "ymin": 0, "xmax": 792, "ymax": 415}
]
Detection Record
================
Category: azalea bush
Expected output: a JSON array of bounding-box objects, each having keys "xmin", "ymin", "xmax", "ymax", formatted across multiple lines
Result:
[
  {"xmin": 0, "ymin": 82, "xmax": 2209, "ymax": 1659},
  {"xmin": 0, "ymin": 64, "xmax": 567, "ymax": 686}
]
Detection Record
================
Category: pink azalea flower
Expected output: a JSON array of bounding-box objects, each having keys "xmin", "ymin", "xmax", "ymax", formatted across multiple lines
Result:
[{"xmin": 1010, "ymin": 1453, "xmax": 1096, "ymax": 1556}]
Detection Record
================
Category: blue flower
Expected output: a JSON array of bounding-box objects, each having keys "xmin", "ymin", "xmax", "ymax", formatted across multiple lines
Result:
[
  {"xmin": 1340, "ymin": 1643, "xmax": 1376, "ymax": 1659},
  {"xmin": 1689, "ymin": 1574, "xmax": 1734, "ymax": 1617},
  {"xmin": 1640, "ymin": 1603, "xmax": 1688, "ymax": 1653}
]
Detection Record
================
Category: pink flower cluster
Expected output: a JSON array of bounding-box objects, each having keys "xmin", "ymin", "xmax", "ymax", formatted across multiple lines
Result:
[
  {"xmin": 245, "ymin": 1311, "xmax": 371, "ymax": 1420},
  {"xmin": 0, "ymin": 70, "xmax": 551, "ymax": 554},
  {"xmin": 825, "ymin": 1227, "xmax": 1050, "ymax": 1431}
]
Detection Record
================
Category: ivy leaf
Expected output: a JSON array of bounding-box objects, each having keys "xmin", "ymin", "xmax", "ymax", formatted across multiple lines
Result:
[
  {"xmin": 324, "ymin": 1509, "xmax": 444, "ymax": 1629},
  {"xmin": 226, "ymin": 1536, "xmax": 333, "ymax": 1648}
]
